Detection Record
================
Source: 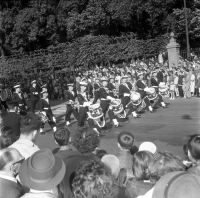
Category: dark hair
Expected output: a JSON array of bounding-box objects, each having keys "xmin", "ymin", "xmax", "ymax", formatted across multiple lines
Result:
[
  {"xmin": 130, "ymin": 145, "xmax": 139, "ymax": 155},
  {"xmin": 20, "ymin": 113, "xmax": 42, "ymax": 135},
  {"xmin": 96, "ymin": 149, "xmax": 107, "ymax": 159},
  {"xmin": 72, "ymin": 127, "xmax": 100, "ymax": 154},
  {"xmin": 132, "ymin": 151, "xmax": 153, "ymax": 180},
  {"xmin": 0, "ymin": 126, "xmax": 15, "ymax": 149},
  {"xmin": 149, "ymin": 152, "xmax": 185, "ymax": 182},
  {"xmin": 54, "ymin": 128, "xmax": 70, "ymax": 146},
  {"xmin": 0, "ymin": 149, "xmax": 14, "ymax": 170},
  {"xmin": 188, "ymin": 135, "xmax": 200, "ymax": 161},
  {"xmin": 118, "ymin": 132, "xmax": 134, "ymax": 149},
  {"xmin": 72, "ymin": 160, "xmax": 115, "ymax": 198}
]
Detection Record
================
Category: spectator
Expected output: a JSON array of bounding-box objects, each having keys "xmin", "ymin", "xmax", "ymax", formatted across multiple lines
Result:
[
  {"xmin": 2, "ymin": 101, "xmax": 21, "ymax": 140},
  {"xmin": 137, "ymin": 152, "xmax": 185, "ymax": 198},
  {"xmin": 126, "ymin": 151, "xmax": 154, "ymax": 198},
  {"xmin": 53, "ymin": 128, "xmax": 80, "ymax": 159},
  {"xmin": 72, "ymin": 160, "xmax": 126, "ymax": 198},
  {"xmin": 187, "ymin": 135, "xmax": 200, "ymax": 175},
  {"xmin": 0, "ymin": 148, "xmax": 25, "ymax": 198},
  {"xmin": 0, "ymin": 126, "xmax": 15, "ymax": 149},
  {"xmin": 177, "ymin": 68, "xmax": 184, "ymax": 98},
  {"xmin": 117, "ymin": 132, "xmax": 134, "ymax": 177},
  {"xmin": 9, "ymin": 113, "xmax": 41, "ymax": 159},
  {"xmin": 72, "ymin": 127, "xmax": 100, "ymax": 159},
  {"xmin": 96, "ymin": 149, "xmax": 107, "ymax": 159},
  {"xmin": 190, "ymin": 69, "xmax": 195, "ymax": 96},
  {"xmin": 19, "ymin": 149, "xmax": 66, "ymax": 198}
]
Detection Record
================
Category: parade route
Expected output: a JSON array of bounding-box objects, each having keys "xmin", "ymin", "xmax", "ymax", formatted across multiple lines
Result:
[{"xmin": 34, "ymin": 97, "xmax": 200, "ymax": 159}]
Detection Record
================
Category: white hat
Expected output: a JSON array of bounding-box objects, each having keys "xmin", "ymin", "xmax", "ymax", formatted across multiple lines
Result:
[
  {"xmin": 31, "ymin": 80, "xmax": 36, "ymax": 84},
  {"xmin": 100, "ymin": 77, "xmax": 108, "ymax": 81},
  {"xmin": 139, "ymin": 142, "xmax": 157, "ymax": 154},
  {"xmin": 14, "ymin": 84, "xmax": 20, "ymax": 88},
  {"xmin": 67, "ymin": 84, "xmax": 74, "ymax": 87},
  {"xmin": 80, "ymin": 82, "xmax": 87, "ymax": 86}
]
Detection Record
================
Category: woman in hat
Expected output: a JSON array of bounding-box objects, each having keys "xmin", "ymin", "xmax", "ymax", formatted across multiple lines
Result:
[
  {"xmin": 65, "ymin": 83, "xmax": 78, "ymax": 126},
  {"xmin": 77, "ymin": 81, "xmax": 91, "ymax": 127},
  {"xmin": 39, "ymin": 90, "xmax": 57, "ymax": 133}
]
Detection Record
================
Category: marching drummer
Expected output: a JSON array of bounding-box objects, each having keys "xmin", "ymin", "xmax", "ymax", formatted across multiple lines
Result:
[
  {"xmin": 99, "ymin": 77, "xmax": 119, "ymax": 127},
  {"xmin": 107, "ymin": 76, "xmax": 117, "ymax": 98},
  {"xmin": 30, "ymin": 80, "xmax": 40, "ymax": 113},
  {"xmin": 119, "ymin": 76, "xmax": 139, "ymax": 118},
  {"xmin": 92, "ymin": 78, "xmax": 101, "ymax": 104},
  {"xmin": 39, "ymin": 90, "xmax": 57, "ymax": 133},
  {"xmin": 65, "ymin": 83, "xmax": 78, "ymax": 126},
  {"xmin": 12, "ymin": 83, "xmax": 28, "ymax": 115},
  {"xmin": 77, "ymin": 81, "xmax": 91, "ymax": 127}
]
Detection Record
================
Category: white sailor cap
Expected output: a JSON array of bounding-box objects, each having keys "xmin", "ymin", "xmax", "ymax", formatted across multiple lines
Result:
[
  {"xmin": 100, "ymin": 77, "xmax": 108, "ymax": 81},
  {"xmin": 67, "ymin": 83, "xmax": 74, "ymax": 87},
  {"xmin": 14, "ymin": 83, "xmax": 21, "ymax": 88},
  {"xmin": 41, "ymin": 84, "xmax": 47, "ymax": 88},
  {"xmin": 31, "ymin": 80, "xmax": 36, "ymax": 84},
  {"xmin": 137, "ymin": 72, "xmax": 144, "ymax": 76},
  {"xmin": 80, "ymin": 82, "xmax": 88, "ymax": 86},
  {"xmin": 40, "ymin": 90, "xmax": 47, "ymax": 94}
]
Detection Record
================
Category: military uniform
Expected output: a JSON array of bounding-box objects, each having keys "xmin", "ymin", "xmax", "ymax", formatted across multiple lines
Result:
[
  {"xmin": 93, "ymin": 81, "xmax": 100, "ymax": 104},
  {"xmin": 30, "ymin": 80, "xmax": 39, "ymax": 113}
]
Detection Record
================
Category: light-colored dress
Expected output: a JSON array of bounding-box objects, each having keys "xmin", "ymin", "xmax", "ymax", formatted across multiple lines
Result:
[{"xmin": 190, "ymin": 74, "xmax": 195, "ymax": 93}]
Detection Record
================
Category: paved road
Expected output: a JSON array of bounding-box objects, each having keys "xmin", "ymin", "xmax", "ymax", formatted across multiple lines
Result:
[{"xmin": 34, "ymin": 97, "xmax": 200, "ymax": 159}]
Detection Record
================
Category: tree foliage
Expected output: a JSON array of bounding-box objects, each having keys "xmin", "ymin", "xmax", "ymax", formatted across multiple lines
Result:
[{"xmin": 0, "ymin": 0, "xmax": 199, "ymax": 58}]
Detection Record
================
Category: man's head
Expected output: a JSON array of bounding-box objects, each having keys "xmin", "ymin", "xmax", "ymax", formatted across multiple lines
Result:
[
  {"xmin": 0, "ymin": 148, "xmax": 24, "ymax": 177},
  {"xmin": 20, "ymin": 113, "xmax": 42, "ymax": 142},
  {"xmin": 0, "ymin": 126, "xmax": 15, "ymax": 149},
  {"xmin": 118, "ymin": 132, "xmax": 134, "ymax": 150},
  {"xmin": 54, "ymin": 128, "xmax": 71, "ymax": 147}
]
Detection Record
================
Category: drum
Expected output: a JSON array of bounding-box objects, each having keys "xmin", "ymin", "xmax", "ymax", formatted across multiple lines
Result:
[
  {"xmin": 159, "ymin": 85, "xmax": 169, "ymax": 97},
  {"xmin": 130, "ymin": 91, "xmax": 142, "ymax": 106},
  {"xmin": 37, "ymin": 111, "xmax": 49, "ymax": 124},
  {"xmin": 145, "ymin": 87, "xmax": 158, "ymax": 100},
  {"xmin": 110, "ymin": 99, "xmax": 126, "ymax": 118},
  {"xmin": 0, "ymin": 89, "xmax": 13, "ymax": 101},
  {"xmin": 87, "ymin": 104, "xmax": 105, "ymax": 128}
]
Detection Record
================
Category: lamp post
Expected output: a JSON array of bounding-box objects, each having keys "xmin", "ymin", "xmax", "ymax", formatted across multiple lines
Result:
[{"xmin": 183, "ymin": 0, "xmax": 190, "ymax": 60}]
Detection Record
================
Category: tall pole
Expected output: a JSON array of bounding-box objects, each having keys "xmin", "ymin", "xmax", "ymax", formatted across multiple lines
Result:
[{"xmin": 183, "ymin": 0, "xmax": 190, "ymax": 60}]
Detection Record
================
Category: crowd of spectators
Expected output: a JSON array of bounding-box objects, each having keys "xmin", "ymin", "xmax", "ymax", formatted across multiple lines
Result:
[{"xmin": 0, "ymin": 112, "xmax": 200, "ymax": 198}]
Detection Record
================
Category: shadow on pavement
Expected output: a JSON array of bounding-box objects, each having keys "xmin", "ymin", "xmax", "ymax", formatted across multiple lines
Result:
[{"xmin": 182, "ymin": 115, "xmax": 192, "ymax": 120}]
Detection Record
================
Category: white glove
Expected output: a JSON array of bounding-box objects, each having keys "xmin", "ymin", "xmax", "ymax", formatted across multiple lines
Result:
[
  {"xmin": 144, "ymin": 87, "xmax": 149, "ymax": 92},
  {"xmin": 42, "ymin": 111, "xmax": 46, "ymax": 116},
  {"xmin": 35, "ymin": 92, "xmax": 38, "ymax": 95},
  {"xmin": 52, "ymin": 117, "xmax": 56, "ymax": 122},
  {"xmin": 83, "ymin": 102, "xmax": 90, "ymax": 107},
  {"xmin": 107, "ymin": 96, "xmax": 114, "ymax": 101}
]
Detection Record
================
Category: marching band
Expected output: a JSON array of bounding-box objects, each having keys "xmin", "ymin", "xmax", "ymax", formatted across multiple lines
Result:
[{"xmin": 0, "ymin": 69, "xmax": 168, "ymax": 135}]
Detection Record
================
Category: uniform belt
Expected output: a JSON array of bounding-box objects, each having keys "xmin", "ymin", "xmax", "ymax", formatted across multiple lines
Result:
[
  {"xmin": 43, "ymin": 108, "xmax": 49, "ymax": 110},
  {"xmin": 101, "ymin": 98, "xmax": 109, "ymax": 100},
  {"xmin": 124, "ymin": 93, "xmax": 130, "ymax": 97}
]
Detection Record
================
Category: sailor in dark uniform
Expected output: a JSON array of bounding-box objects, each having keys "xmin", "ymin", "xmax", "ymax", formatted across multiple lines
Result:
[
  {"xmin": 150, "ymin": 71, "xmax": 166, "ymax": 108},
  {"xmin": 136, "ymin": 72, "xmax": 153, "ymax": 112},
  {"xmin": 107, "ymin": 77, "xmax": 117, "ymax": 98},
  {"xmin": 0, "ymin": 83, "xmax": 8, "ymax": 113},
  {"xmin": 30, "ymin": 80, "xmax": 39, "ymax": 113},
  {"xmin": 99, "ymin": 77, "xmax": 119, "ymax": 127},
  {"xmin": 39, "ymin": 90, "xmax": 57, "ymax": 132},
  {"xmin": 93, "ymin": 78, "xmax": 101, "ymax": 104},
  {"xmin": 77, "ymin": 82, "xmax": 91, "ymax": 127},
  {"xmin": 12, "ymin": 83, "xmax": 28, "ymax": 116},
  {"xmin": 119, "ymin": 76, "xmax": 139, "ymax": 117},
  {"xmin": 65, "ymin": 84, "xmax": 78, "ymax": 126}
]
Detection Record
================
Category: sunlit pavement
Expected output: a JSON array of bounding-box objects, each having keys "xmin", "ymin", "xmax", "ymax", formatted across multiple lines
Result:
[{"xmin": 30, "ymin": 97, "xmax": 200, "ymax": 159}]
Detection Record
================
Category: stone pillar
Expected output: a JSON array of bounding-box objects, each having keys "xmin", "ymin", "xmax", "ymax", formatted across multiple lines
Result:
[{"xmin": 166, "ymin": 32, "xmax": 180, "ymax": 68}]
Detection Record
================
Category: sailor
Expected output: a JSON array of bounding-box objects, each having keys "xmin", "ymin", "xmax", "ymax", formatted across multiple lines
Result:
[
  {"xmin": 93, "ymin": 78, "xmax": 101, "ymax": 104},
  {"xmin": 119, "ymin": 76, "xmax": 139, "ymax": 118},
  {"xmin": 77, "ymin": 81, "xmax": 91, "ymax": 127},
  {"xmin": 12, "ymin": 83, "xmax": 28, "ymax": 115},
  {"xmin": 135, "ymin": 72, "xmax": 153, "ymax": 112},
  {"xmin": 65, "ymin": 83, "xmax": 78, "ymax": 126},
  {"xmin": 107, "ymin": 76, "xmax": 117, "ymax": 98},
  {"xmin": 30, "ymin": 80, "xmax": 39, "ymax": 113},
  {"xmin": 99, "ymin": 77, "xmax": 119, "ymax": 127},
  {"xmin": 39, "ymin": 90, "xmax": 57, "ymax": 133}
]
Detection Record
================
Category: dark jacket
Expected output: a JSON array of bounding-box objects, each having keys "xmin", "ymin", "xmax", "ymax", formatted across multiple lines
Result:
[
  {"xmin": 0, "ymin": 177, "xmax": 25, "ymax": 198},
  {"xmin": 125, "ymin": 177, "xmax": 154, "ymax": 198},
  {"xmin": 2, "ymin": 112, "xmax": 21, "ymax": 137}
]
